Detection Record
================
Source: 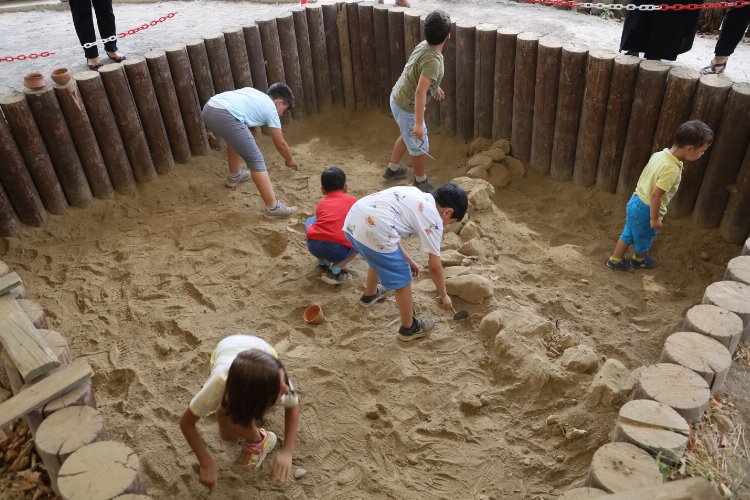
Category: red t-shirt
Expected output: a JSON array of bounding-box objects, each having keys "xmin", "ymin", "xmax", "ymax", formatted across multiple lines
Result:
[{"xmin": 307, "ymin": 191, "xmax": 358, "ymax": 248}]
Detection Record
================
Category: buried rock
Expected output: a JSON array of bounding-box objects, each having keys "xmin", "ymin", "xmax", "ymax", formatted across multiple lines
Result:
[
  {"xmin": 588, "ymin": 358, "xmax": 635, "ymax": 406},
  {"xmin": 491, "ymin": 138, "xmax": 511, "ymax": 155},
  {"xmin": 466, "ymin": 154, "xmax": 492, "ymax": 170},
  {"xmin": 479, "ymin": 310, "xmax": 504, "ymax": 337},
  {"xmin": 451, "ymin": 177, "xmax": 495, "ymax": 212},
  {"xmin": 458, "ymin": 238, "xmax": 483, "ymax": 257},
  {"xmin": 559, "ymin": 344, "xmax": 599, "ymax": 374},
  {"xmin": 445, "ymin": 274, "xmax": 493, "ymax": 303},
  {"xmin": 487, "ymin": 163, "xmax": 511, "ymax": 189}
]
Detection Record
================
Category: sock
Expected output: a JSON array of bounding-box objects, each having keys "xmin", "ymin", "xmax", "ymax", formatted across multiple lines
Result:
[
  {"xmin": 329, "ymin": 264, "xmax": 342, "ymax": 274},
  {"xmin": 609, "ymin": 257, "xmax": 622, "ymax": 263},
  {"xmin": 415, "ymin": 175, "xmax": 427, "ymax": 182},
  {"xmin": 388, "ymin": 162, "xmax": 400, "ymax": 171},
  {"xmin": 266, "ymin": 201, "xmax": 279, "ymax": 210},
  {"xmin": 632, "ymin": 256, "xmax": 644, "ymax": 262}
]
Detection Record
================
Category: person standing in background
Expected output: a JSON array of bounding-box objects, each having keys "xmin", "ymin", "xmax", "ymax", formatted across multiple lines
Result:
[
  {"xmin": 69, "ymin": 0, "xmax": 126, "ymax": 70},
  {"xmin": 700, "ymin": 6, "xmax": 750, "ymax": 74}
]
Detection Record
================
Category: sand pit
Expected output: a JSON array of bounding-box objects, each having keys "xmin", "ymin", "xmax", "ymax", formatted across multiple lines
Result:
[{"xmin": 1, "ymin": 110, "xmax": 747, "ymax": 498}]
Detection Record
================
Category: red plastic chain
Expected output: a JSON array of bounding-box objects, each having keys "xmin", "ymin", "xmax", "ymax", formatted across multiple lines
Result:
[
  {"xmin": 528, "ymin": 0, "xmax": 750, "ymax": 9},
  {"xmin": 0, "ymin": 11, "xmax": 178, "ymax": 63}
]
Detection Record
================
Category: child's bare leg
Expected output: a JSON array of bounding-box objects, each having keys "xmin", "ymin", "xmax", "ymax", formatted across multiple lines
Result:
[
  {"xmin": 251, "ymin": 170, "xmax": 278, "ymax": 207},
  {"xmin": 365, "ymin": 267, "xmax": 379, "ymax": 296},
  {"xmin": 227, "ymin": 145, "xmax": 244, "ymax": 175},
  {"xmin": 611, "ymin": 239, "xmax": 629, "ymax": 260},
  {"xmin": 217, "ymin": 408, "xmax": 243, "ymax": 442},
  {"xmin": 395, "ymin": 284, "xmax": 414, "ymax": 328},
  {"xmin": 389, "ymin": 136, "xmax": 408, "ymax": 165},
  {"xmin": 411, "ymin": 154, "xmax": 426, "ymax": 179}
]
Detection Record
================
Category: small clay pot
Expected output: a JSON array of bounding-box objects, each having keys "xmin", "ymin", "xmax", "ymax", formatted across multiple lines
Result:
[
  {"xmin": 50, "ymin": 67, "xmax": 71, "ymax": 85},
  {"xmin": 303, "ymin": 304, "xmax": 324, "ymax": 325},
  {"xmin": 23, "ymin": 72, "xmax": 46, "ymax": 90}
]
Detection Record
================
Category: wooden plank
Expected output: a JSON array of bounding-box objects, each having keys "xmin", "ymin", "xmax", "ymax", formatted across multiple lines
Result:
[
  {"xmin": 0, "ymin": 295, "xmax": 59, "ymax": 382},
  {"xmin": 0, "ymin": 272, "xmax": 21, "ymax": 296},
  {"xmin": 0, "ymin": 359, "xmax": 91, "ymax": 428}
]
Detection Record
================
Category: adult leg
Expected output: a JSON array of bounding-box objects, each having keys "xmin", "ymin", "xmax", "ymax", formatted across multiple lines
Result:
[
  {"xmin": 91, "ymin": 0, "xmax": 121, "ymax": 58},
  {"xmin": 69, "ymin": 0, "xmax": 100, "ymax": 60},
  {"xmin": 715, "ymin": 7, "xmax": 750, "ymax": 58},
  {"xmin": 394, "ymin": 284, "xmax": 414, "ymax": 329}
]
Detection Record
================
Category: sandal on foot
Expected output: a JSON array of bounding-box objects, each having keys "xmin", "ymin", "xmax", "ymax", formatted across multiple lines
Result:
[
  {"xmin": 106, "ymin": 52, "xmax": 127, "ymax": 63},
  {"xmin": 87, "ymin": 61, "xmax": 103, "ymax": 71},
  {"xmin": 699, "ymin": 61, "xmax": 726, "ymax": 75}
]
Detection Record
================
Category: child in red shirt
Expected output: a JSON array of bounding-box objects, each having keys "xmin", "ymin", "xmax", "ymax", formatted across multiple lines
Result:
[{"xmin": 306, "ymin": 167, "xmax": 358, "ymax": 284}]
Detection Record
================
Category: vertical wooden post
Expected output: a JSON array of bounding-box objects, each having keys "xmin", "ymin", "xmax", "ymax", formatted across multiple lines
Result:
[
  {"xmin": 277, "ymin": 13, "xmax": 306, "ymax": 119},
  {"xmin": 186, "ymin": 40, "xmax": 216, "ymax": 107},
  {"xmin": 359, "ymin": 2, "xmax": 379, "ymax": 110},
  {"xmin": 0, "ymin": 112, "xmax": 45, "ymax": 226},
  {"xmin": 322, "ymin": 3, "xmax": 344, "ymax": 106},
  {"xmin": 595, "ymin": 54, "xmax": 640, "ymax": 193},
  {"xmin": 204, "ymin": 34, "xmax": 235, "ymax": 94},
  {"xmin": 164, "ymin": 46, "xmax": 211, "ymax": 157},
  {"xmin": 257, "ymin": 18, "xmax": 287, "ymax": 87},
  {"xmin": 529, "ymin": 36, "xmax": 562, "ymax": 175},
  {"xmin": 651, "ymin": 67, "xmax": 700, "ymax": 152},
  {"xmin": 440, "ymin": 21, "xmax": 457, "ymax": 138},
  {"xmin": 550, "ymin": 43, "xmax": 588, "ymax": 182},
  {"xmin": 721, "ymin": 141, "xmax": 750, "ymax": 243},
  {"xmin": 511, "ymin": 32, "xmax": 540, "ymax": 163},
  {"xmin": 122, "ymin": 56, "xmax": 175, "ymax": 174},
  {"xmin": 0, "ymin": 93, "xmax": 70, "ymax": 211},
  {"xmin": 336, "ymin": 3, "xmax": 356, "ymax": 108},
  {"xmin": 372, "ymin": 4, "xmax": 392, "ymax": 111},
  {"xmin": 306, "ymin": 5, "xmax": 333, "ymax": 112},
  {"xmin": 145, "ymin": 50, "xmax": 191, "ymax": 164},
  {"xmin": 616, "ymin": 60, "xmax": 670, "ymax": 196},
  {"xmin": 388, "ymin": 7, "xmax": 407, "ymax": 89},
  {"xmin": 456, "ymin": 22, "xmax": 476, "ymax": 142},
  {"xmin": 693, "ymin": 82, "xmax": 750, "ymax": 228},
  {"xmin": 474, "ymin": 24, "xmax": 496, "ymax": 140},
  {"xmin": 670, "ymin": 75, "xmax": 733, "ymax": 219},
  {"xmin": 404, "ymin": 9, "xmax": 421, "ymax": 55},
  {"xmin": 223, "ymin": 27, "xmax": 253, "ymax": 89},
  {"xmin": 293, "ymin": 7, "xmax": 318, "ymax": 115},
  {"xmin": 242, "ymin": 23, "xmax": 269, "ymax": 93},
  {"xmin": 573, "ymin": 49, "xmax": 615, "ymax": 188},
  {"xmin": 54, "ymin": 82, "xmax": 114, "ymax": 198},
  {"xmin": 346, "ymin": 1, "xmax": 366, "ymax": 110},
  {"xmin": 492, "ymin": 27, "xmax": 518, "ymax": 141}
]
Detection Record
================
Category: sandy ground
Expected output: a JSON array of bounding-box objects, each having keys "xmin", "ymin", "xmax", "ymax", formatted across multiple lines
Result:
[
  {"xmin": 1, "ymin": 0, "xmax": 750, "ymax": 95},
  {"xmin": 0, "ymin": 108, "xmax": 747, "ymax": 498}
]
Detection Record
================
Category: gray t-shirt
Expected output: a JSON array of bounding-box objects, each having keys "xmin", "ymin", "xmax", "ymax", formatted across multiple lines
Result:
[{"xmin": 391, "ymin": 41, "xmax": 444, "ymax": 113}]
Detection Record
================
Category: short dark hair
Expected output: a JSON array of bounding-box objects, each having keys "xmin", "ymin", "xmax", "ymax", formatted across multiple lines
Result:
[
  {"xmin": 268, "ymin": 83, "xmax": 294, "ymax": 109},
  {"xmin": 321, "ymin": 166, "xmax": 346, "ymax": 192},
  {"xmin": 221, "ymin": 349, "xmax": 283, "ymax": 427},
  {"xmin": 674, "ymin": 120, "xmax": 713, "ymax": 148},
  {"xmin": 432, "ymin": 183, "xmax": 468, "ymax": 222},
  {"xmin": 424, "ymin": 10, "xmax": 451, "ymax": 45}
]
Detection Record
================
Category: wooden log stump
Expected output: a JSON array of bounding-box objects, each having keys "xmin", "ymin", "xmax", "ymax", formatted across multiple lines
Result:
[
  {"xmin": 613, "ymin": 400, "xmax": 690, "ymax": 464},
  {"xmin": 164, "ymin": 46, "xmax": 211, "ymax": 157},
  {"xmin": 529, "ymin": 36, "xmax": 562, "ymax": 175},
  {"xmin": 258, "ymin": 18, "xmax": 286, "ymax": 87},
  {"xmin": 683, "ymin": 304, "xmax": 743, "ymax": 355},
  {"xmin": 122, "ymin": 56, "xmax": 175, "ymax": 174},
  {"xmin": 0, "ymin": 110, "xmax": 46, "ymax": 226},
  {"xmin": 403, "ymin": 8, "xmax": 421, "ymax": 56},
  {"xmin": 336, "ymin": 4, "xmax": 356, "ymax": 109},
  {"xmin": 634, "ymin": 363, "xmax": 710, "ymax": 424},
  {"xmin": 474, "ymin": 24, "xmax": 496, "ymax": 140},
  {"xmin": 595, "ymin": 54, "xmax": 640, "ymax": 193},
  {"xmin": 74, "ymin": 72, "xmax": 134, "ymax": 194},
  {"xmin": 145, "ymin": 50, "xmax": 191, "ymax": 164},
  {"xmin": 492, "ymin": 27, "xmax": 518, "ymax": 141},
  {"xmin": 605, "ymin": 477, "xmax": 722, "ymax": 500},
  {"xmin": 36, "ymin": 406, "xmax": 107, "ymax": 494},
  {"xmin": 720, "ymin": 140, "xmax": 750, "ymax": 243},
  {"xmin": 616, "ymin": 61, "xmax": 670, "ymax": 196},
  {"xmin": 387, "ymin": 7, "xmax": 406, "ymax": 91},
  {"xmin": 24, "ymin": 87, "xmax": 93, "ymax": 207},
  {"xmin": 322, "ymin": 3, "xmax": 345, "ymax": 107},
  {"xmin": 306, "ymin": 5, "xmax": 332, "ymax": 112},
  {"xmin": 660, "ymin": 331, "xmax": 732, "ymax": 394},
  {"xmin": 360, "ymin": 2, "xmax": 380, "ymax": 110},
  {"xmin": 440, "ymin": 21, "xmax": 458, "ymax": 138},
  {"xmin": 0, "ymin": 187, "xmax": 19, "ymax": 237},
  {"xmin": 703, "ymin": 280, "xmax": 750, "ymax": 341},
  {"xmin": 651, "ymin": 67, "xmax": 700, "ymax": 152},
  {"xmin": 26, "ymin": 377, "xmax": 96, "ymax": 432},
  {"xmin": 372, "ymin": 4, "xmax": 391, "ymax": 111},
  {"xmin": 98, "ymin": 64, "xmax": 157, "ymax": 184},
  {"xmin": 58, "ymin": 442, "xmax": 146, "ymax": 499},
  {"xmin": 293, "ymin": 8, "xmax": 318, "ymax": 115},
  {"xmin": 693, "ymin": 83, "xmax": 750, "ymax": 229},
  {"xmin": 550, "ymin": 43, "xmax": 588, "ymax": 182},
  {"xmin": 744, "ymin": 237, "xmax": 750, "ymax": 255},
  {"xmin": 277, "ymin": 13, "xmax": 306, "ymax": 120},
  {"xmin": 456, "ymin": 22, "xmax": 477, "ymax": 142},
  {"xmin": 223, "ymin": 27, "xmax": 252, "ymax": 89},
  {"xmin": 18, "ymin": 298, "xmax": 48, "ymax": 329},
  {"xmin": 559, "ymin": 487, "xmax": 609, "ymax": 500},
  {"xmin": 725, "ymin": 256, "xmax": 750, "ymax": 285},
  {"xmin": 185, "ymin": 40, "xmax": 215, "ymax": 107},
  {"xmin": 203, "ymin": 33, "xmax": 235, "ymax": 94},
  {"xmin": 511, "ymin": 32, "xmax": 540, "ymax": 162},
  {"xmin": 242, "ymin": 23, "xmax": 269, "ymax": 93},
  {"xmin": 586, "ymin": 442, "xmax": 663, "ymax": 493},
  {"xmin": 0, "ymin": 93, "xmax": 69, "ymax": 212},
  {"xmin": 347, "ymin": 2, "xmax": 366, "ymax": 110},
  {"xmin": 39, "ymin": 329, "xmax": 72, "ymax": 365},
  {"xmin": 54, "ymin": 82, "xmax": 114, "ymax": 198}
]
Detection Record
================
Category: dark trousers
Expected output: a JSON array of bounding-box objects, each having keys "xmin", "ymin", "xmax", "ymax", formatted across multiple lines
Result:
[
  {"xmin": 716, "ymin": 7, "xmax": 750, "ymax": 56},
  {"xmin": 69, "ymin": 0, "xmax": 118, "ymax": 59}
]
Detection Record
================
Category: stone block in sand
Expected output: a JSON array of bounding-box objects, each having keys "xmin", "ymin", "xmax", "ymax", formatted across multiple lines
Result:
[
  {"xmin": 445, "ymin": 274, "xmax": 493, "ymax": 303},
  {"xmin": 451, "ymin": 177, "xmax": 495, "ymax": 212},
  {"xmin": 479, "ymin": 310, "xmax": 504, "ymax": 337},
  {"xmin": 560, "ymin": 344, "xmax": 599, "ymax": 373},
  {"xmin": 458, "ymin": 238, "xmax": 483, "ymax": 257},
  {"xmin": 492, "ymin": 138, "xmax": 511, "ymax": 154},
  {"xmin": 589, "ymin": 358, "xmax": 634, "ymax": 406}
]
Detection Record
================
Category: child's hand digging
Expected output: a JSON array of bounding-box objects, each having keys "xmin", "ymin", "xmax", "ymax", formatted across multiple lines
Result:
[
  {"xmin": 271, "ymin": 448, "xmax": 293, "ymax": 483},
  {"xmin": 199, "ymin": 460, "xmax": 217, "ymax": 492}
]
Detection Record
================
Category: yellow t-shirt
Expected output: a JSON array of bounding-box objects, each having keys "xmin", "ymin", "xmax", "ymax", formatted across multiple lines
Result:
[{"xmin": 634, "ymin": 149, "xmax": 683, "ymax": 219}]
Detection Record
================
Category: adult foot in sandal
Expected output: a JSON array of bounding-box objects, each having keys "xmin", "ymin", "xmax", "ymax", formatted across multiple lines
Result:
[
  {"xmin": 700, "ymin": 57, "xmax": 727, "ymax": 75},
  {"xmin": 86, "ymin": 58, "xmax": 103, "ymax": 71},
  {"xmin": 106, "ymin": 51, "xmax": 127, "ymax": 63}
]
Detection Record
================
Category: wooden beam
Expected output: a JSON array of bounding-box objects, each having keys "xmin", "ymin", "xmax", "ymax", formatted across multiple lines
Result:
[{"xmin": 0, "ymin": 272, "xmax": 21, "ymax": 296}]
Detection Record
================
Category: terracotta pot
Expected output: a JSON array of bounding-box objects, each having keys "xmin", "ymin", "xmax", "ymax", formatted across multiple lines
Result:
[
  {"xmin": 303, "ymin": 304, "xmax": 324, "ymax": 325},
  {"xmin": 23, "ymin": 72, "xmax": 46, "ymax": 90},
  {"xmin": 50, "ymin": 67, "xmax": 71, "ymax": 85}
]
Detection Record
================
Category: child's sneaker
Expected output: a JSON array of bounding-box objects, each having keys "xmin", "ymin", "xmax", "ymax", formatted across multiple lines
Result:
[
  {"xmin": 359, "ymin": 285, "xmax": 387, "ymax": 307},
  {"xmin": 630, "ymin": 255, "xmax": 657, "ymax": 269},
  {"xmin": 606, "ymin": 258, "xmax": 630, "ymax": 271},
  {"xmin": 397, "ymin": 317, "xmax": 435, "ymax": 341},
  {"xmin": 237, "ymin": 428, "xmax": 277, "ymax": 471},
  {"xmin": 317, "ymin": 260, "xmax": 330, "ymax": 271},
  {"xmin": 264, "ymin": 201, "xmax": 298, "ymax": 218},
  {"xmin": 413, "ymin": 179, "xmax": 434, "ymax": 193},
  {"xmin": 321, "ymin": 268, "xmax": 352, "ymax": 285},
  {"xmin": 226, "ymin": 170, "xmax": 251, "ymax": 187},
  {"xmin": 383, "ymin": 165, "xmax": 408, "ymax": 181}
]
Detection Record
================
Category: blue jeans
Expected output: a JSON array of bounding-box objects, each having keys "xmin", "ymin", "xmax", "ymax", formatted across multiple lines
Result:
[
  {"xmin": 390, "ymin": 94, "xmax": 428, "ymax": 157},
  {"xmin": 619, "ymin": 195, "xmax": 657, "ymax": 254},
  {"xmin": 305, "ymin": 217, "xmax": 357, "ymax": 264}
]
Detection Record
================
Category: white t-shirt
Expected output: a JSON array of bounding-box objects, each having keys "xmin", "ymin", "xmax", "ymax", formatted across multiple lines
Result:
[
  {"xmin": 343, "ymin": 186, "xmax": 443, "ymax": 255},
  {"xmin": 189, "ymin": 335, "xmax": 297, "ymax": 418},
  {"xmin": 208, "ymin": 87, "xmax": 282, "ymax": 129}
]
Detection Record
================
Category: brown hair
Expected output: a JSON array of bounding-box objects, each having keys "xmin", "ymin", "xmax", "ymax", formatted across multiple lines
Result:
[
  {"xmin": 221, "ymin": 349, "xmax": 282, "ymax": 427},
  {"xmin": 674, "ymin": 120, "xmax": 713, "ymax": 148}
]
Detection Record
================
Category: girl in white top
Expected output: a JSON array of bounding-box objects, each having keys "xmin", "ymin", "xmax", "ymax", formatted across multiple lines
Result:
[{"xmin": 180, "ymin": 335, "xmax": 299, "ymax": 491}]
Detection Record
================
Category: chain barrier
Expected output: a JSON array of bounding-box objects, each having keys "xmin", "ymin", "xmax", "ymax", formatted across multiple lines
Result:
[
  {"xmin": 528, "ymin": 0, "xmax": 750, "ymax": 10},
  {"xmin": 0, "ymin": 11, "xmax": 178, "ymax": 63}
]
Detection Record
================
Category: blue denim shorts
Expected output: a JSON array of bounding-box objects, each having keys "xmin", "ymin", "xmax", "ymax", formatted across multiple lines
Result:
[
  {"xmin": 390, "ymin": 94, "xmax": 429, "ymax": 157},
  {"xmin": 305, "ymin": 217, "xmax": 357, "ymax": 263},
  {"xmin": 620, "ymin": 195, "xmax": 657, "ymax": 254},
  {"xmin": 345, "ymin": 233, "xmax": 412, "ymax": 291}
]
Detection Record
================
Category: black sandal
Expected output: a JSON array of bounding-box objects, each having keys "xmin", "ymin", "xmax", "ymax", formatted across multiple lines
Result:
[
  {"xmin": 87, "ymin": 61, "xmax": 103, "ymax": 71},
  {"xmin": 106, "ymin": 52, "xmax": 127, "ymax": 63},
  {"xmin": 699, "ymin": 60, "xmax": 726, "ymax": 75}
]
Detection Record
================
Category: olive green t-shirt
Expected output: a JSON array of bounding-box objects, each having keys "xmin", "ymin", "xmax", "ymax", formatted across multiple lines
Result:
[{"xmin": 392, "ymin": 40, "xmax": 444, "ymax": 113}]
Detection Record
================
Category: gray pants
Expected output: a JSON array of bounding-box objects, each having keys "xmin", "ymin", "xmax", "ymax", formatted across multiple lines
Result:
[{"xmin": 202, "ymin": 104, "xmax": 267, "ymax": 172}]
